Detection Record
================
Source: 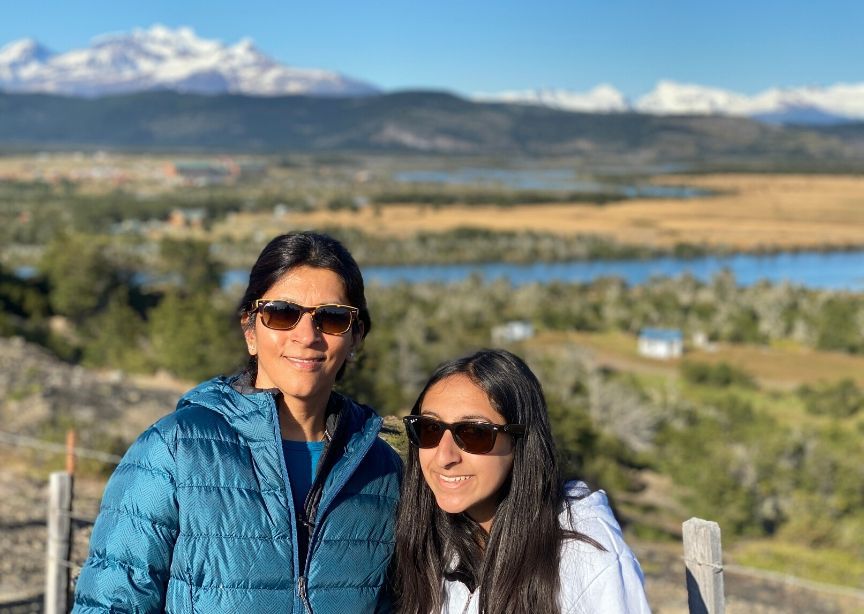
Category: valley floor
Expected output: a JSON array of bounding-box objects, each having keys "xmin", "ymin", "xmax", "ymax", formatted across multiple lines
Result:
[{"xmin": 219, "ymin": 174, "xmax": 864, "ymax": 252}]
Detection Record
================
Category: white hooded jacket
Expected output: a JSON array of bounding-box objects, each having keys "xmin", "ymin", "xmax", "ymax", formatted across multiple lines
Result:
[{"xmin": 440, "ymin": 482, "xmax": 652, "ymax": 613}]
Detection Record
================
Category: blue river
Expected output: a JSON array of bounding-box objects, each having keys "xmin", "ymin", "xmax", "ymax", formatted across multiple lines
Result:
[{"xmin": 223, "ymin": 250, "xmax": 864, "ymax": 291}]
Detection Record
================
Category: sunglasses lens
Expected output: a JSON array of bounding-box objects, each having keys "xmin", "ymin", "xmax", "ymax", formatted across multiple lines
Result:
[
  {"xmin": 454, "ymin": 423, "xmax": 496, "ymax": 454},
  {"xmin": 404, "ymin": 417, "xmax": 499, "ymax": 454},
  {"xmin": 313, "ymin": 305, "xmax": 355, "ymax": 335},
  {"xmin": 404, "ymin": 417, "xmax": 444, "ymax": 448},
  {"xmin": 260, "ymin": 301, "xmax": 303, "ymax": 330}
]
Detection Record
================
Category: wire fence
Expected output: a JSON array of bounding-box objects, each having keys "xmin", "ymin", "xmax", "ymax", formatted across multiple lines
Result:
[
  {"xmin": 0, "ymin": 430, "xmax": 108, "ymax": 614},
  {"xmin": 0, "ymin": 431, "xmax": 123, "ymax": 465},
  {"xmin": 2, "ymin": 430, "xmax": 863, "ymax": 613}
]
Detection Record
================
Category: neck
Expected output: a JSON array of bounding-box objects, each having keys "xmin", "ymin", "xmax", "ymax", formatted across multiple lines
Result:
[{"xmin": 277, "ymin": 395, "xmax": 329, "ymax": 442}]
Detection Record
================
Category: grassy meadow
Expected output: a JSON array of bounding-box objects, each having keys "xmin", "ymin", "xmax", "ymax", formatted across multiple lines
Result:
[{"xmin": 211, "ymin": 173, "xmax": 864, "ymax": 252}]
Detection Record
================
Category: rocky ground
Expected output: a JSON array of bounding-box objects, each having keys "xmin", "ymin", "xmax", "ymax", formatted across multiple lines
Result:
[
  {"xmin": 0, "ymin": 336, "xmax": 183, "ymax": 611},
  {"xmin": 1, "ymin": 337, "xmax": 862, "ymax": 612}
]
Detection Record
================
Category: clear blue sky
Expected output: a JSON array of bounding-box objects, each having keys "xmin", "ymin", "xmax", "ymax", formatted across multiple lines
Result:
[{"xmin": 1, "ymin": 0, "xmax": 861, "ymax": 97}]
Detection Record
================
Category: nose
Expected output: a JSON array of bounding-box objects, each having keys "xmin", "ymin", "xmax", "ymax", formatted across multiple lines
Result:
[
  {"xmin": 434, "ymin": 429, "xmax": 462, "ymax": 467},
  {"xmin": 290, "ymin": 311, "xmax": 322, "ymax": 345}
]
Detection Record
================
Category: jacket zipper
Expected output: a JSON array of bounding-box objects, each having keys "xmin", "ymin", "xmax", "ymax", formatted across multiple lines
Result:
[
  {"xmin": 298, "ymin": 575, "xmax": 312, "ymax": 614},
  {"xmin": 289, "ymin": 397, "xmax": 384, "ymax": 613},
  {"xmin": 267, "ymin": 395, "xmax": 307, "ymax": 613},
  {"xmin": 305, "ymin": 413, "xmax": 382, "ymax": 561},
  {"xmin": 296, "ymin": 405, "xmax": 342, "ymax": 614}
]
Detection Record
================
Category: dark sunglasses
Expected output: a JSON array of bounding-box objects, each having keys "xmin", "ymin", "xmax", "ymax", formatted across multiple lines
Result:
[
  {"xmin": 251, "ymin": 300, "xmax": 358, "ymax": 335},
  {"xmin": 403, "ymin": 415, "xmax": 526, "ymax": 454}
]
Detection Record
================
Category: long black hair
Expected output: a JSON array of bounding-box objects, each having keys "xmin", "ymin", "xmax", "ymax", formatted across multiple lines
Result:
[
  {"xmin": 238, "ymin": 231, "xmax": 370, "ymax": 379},
  {"xmin": 394, "ymin": 349, "xmax": 600, "ymax": 614}
]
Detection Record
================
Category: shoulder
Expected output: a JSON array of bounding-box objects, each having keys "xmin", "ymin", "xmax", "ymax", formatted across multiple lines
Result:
[
  {"xmin": 559, "ymin": 481, "xmax": 630, "ymax": 556},
  {"xmin": 174, "ymin": 375, "xmax": 251, "ymax": 419},
  {"xmin": 557, "ymin": 481, "xmax": 650, "ymax": 612},
  {"xmin": 134, "ymin": 377, "xmax": 248, "ymax": 452},
  {"xmin": 342, "ymin": 396, "xmax": 403, "ymax": 472},
  {"xmin": 368, "ymin": 436, "xmax": 404, "ymax": 474}
]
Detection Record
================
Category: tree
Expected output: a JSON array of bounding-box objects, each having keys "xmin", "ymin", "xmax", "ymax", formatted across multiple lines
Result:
[
  {"xmin": 158, "ymin": 238, "xmax": 224, "ymax": 294},
  {"xmin": 82, "ymin": 288, "xmax": 149, "ymax": 372},
  {"xmin": 815, "ymin": 297, "xmax": 863, "ymax": 353},
  {"xmin": 40, "ymin": 233, "xmax": 121, "ymax": 323},
  {"xmin": 148, "ymin": 290, "xmax": 243, "ymax": 381}
]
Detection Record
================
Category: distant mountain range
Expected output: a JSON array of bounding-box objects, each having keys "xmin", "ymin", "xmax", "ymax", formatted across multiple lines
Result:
[
  {"xmin": 475, "ymin": 81, "xmax": 864, "ymax": 125},
  {"xmin": 1, "ymin": 26, "xmax": 863, "ymax": 125},
  {"xmin": 0, "ymin": 25, "xmax": 864, "ymax": 125},
  {"xmin": 1, "ymin": 89, "xmax": 863, "ymax": 169},
  {"xmin": 0, "ymin": 25, "xmax": 377, "ymax": 97}
]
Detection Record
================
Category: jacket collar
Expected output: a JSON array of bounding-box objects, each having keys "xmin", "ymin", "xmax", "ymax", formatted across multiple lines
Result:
[{"xmin": 176, "ymin": 375, "xmax": 381, "ymax": 447}]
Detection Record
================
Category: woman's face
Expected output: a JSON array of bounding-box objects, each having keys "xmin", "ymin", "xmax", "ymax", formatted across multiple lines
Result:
[
  {"xmin": 244, "ymin": 265, "xmax": 362, "ymax": 410},
  {"xmin": 417, "ymin": 374, "xmax": 515, "ymax": 532}
]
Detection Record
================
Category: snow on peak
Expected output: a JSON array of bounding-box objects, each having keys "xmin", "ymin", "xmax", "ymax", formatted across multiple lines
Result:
[
  {"xmin": 473, "ymin": 84, "xmax": 628, "ymax": 112},
  {"xmin": 0, "ymin": 25, "xmax": 378, "ymax": 97},
  {"xmin": 635, "ymin": 80, "xmax": 758, "ymax": 115},
  {"xmin": 635, "ymin": 79, "xmax": 864, "ymax": 121},
  {"xmin": 0, "ymin": 38, "xmax": 55, "ymax": 83},
  {"xmin": 0, "ymin": 38, "xmax": 54, "ymax": 65},
  {"xmin": 474, "ymin": 79, "xmax": 864, "ymax": 122}
]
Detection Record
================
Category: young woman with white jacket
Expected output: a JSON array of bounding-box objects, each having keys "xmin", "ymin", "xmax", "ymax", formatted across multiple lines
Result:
[{"xmin": 394, "ymin": 349, "xmax": 651, "ymax": 614}]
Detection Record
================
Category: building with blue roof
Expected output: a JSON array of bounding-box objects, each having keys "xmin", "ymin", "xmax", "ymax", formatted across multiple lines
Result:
[{"xmin": 638, "ymin": 328, "xmax": 684, "ymax": 360}]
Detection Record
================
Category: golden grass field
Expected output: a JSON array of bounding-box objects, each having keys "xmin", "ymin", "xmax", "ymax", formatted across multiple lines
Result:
[
  {"xmin": 4, "ymin": 152, "xmax": 862, "ymax": 251},
  {"xmin": 223, "ymin": 174, "xmax": 864, "ymax": 250}
]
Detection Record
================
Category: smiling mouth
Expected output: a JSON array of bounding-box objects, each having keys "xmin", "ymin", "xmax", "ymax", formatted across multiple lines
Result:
[
  {"xmin": 285, "ymin": 356, "xmax": 325, "ymax": 369},
  {"xmin": 439, "ymin": 475, "xmax": 472, "ymax": 484}
]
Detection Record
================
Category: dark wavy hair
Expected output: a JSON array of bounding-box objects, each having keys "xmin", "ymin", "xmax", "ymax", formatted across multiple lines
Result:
[
  {"xmin": 394, "ymin": 349, "xmax": 601, "ymax": 614},
  {"xmin": 237, "ymin": 231, "xmax": 370, "ymax": 380}
]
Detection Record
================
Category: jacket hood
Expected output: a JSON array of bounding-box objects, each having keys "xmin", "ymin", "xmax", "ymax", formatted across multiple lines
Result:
[{"xmin": 176, "ymin": 375, "xmax": 383, "ymax": 448}]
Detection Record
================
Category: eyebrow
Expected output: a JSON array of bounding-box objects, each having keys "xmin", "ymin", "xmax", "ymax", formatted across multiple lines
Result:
[
  {"xmin": 266, "ymin": 297, "xmax": 350, "ymax": 305},
  {"xmin": 419, "ymin": 410, "xmax": 497, "ymax": 422}
]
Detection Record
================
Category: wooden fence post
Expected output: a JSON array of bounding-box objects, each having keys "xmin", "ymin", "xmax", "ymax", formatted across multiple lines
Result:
[
  {"xmin": 45, "ymin": 471, "xmax": 73, "ymax": 614},
  {"xmin": 683, "ymin": 517, "xmax": 725, "ymax": 614},
  {"xmin": 65, "ymin": 429, "xmax": 76, "ymax": 475}
]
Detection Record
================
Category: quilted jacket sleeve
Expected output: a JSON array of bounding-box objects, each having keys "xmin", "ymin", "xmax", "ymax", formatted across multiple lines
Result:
[{"xmin": 72, "ymin": 421, "xmax": 180, "ymax": 613}]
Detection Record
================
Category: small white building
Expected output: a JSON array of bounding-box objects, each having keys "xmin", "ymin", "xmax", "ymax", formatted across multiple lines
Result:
[
  {"xmin": 637, "ymin": 328, "xmax": 684, "ymax": 360},
  {"xmin": 491, "ymin": 321, "xmax": 535, "ymax": 344}
]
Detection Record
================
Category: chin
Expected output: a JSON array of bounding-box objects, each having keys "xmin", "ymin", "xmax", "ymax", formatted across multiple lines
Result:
[{"xmin": 433, "ymin": 495, "xmax": 468, "ymax": 516}]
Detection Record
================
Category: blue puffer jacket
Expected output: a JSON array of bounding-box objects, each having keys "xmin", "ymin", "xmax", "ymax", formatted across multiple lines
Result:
[{"xmin": 73, "ymin": 376, "xmax": 402, "ymax": 613}]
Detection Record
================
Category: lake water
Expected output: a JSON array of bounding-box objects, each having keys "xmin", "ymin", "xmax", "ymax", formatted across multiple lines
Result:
[
  {"xmin": 392, "ymin": 168, "xmax": 707, "ymax": 198},
  {"xmin": 223, "ymin": 250, "xmax": 864, "ymax": 291},
  {"xmin": 17, "ymin": 251, "xmax": 864, "ymax": 291}
]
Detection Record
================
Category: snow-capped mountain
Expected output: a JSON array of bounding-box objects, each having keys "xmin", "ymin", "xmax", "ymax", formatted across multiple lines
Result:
[
  {"xmin": 473, "ymin": 84, "xmax": 628, "ymax": 112},
  {"xmin": 634, "ymin": 80, "xmax": 864, "ymax": 123},
  {"xmin": 475, "ymin": 80, "xmax": 864, "ymax": 123},
  {"xmin": 2, "ymin": 25, "xmax": 862, "ymax": 124},
  {"xmin": 0, "ymin": 25, "xmax": 378, "ymax": 97},
  {"xmin": 0, "ymin": 38, "xmax": 55, "ymax": 80}
]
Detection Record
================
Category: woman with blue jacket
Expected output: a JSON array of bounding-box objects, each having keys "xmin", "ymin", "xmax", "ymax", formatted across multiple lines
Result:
[{"xmin": 74, "ymin": 232, "xmax": 402, "ymax": 613}]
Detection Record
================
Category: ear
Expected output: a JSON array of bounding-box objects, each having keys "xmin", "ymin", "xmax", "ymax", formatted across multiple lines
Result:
[
  {"xmin": 351, "ymin": 320, "xmax": 365, "ymax": 351},
  {"xmin": 241, "ymin": 315, "xmax": 258, "ymax": 356}
]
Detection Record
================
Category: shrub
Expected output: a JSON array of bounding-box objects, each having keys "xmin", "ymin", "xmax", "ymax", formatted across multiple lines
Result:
[
  {"xmin": 797, "ymin": 379, "xmax": 864, "ymax": 418},
  {"xmin": 681, "ymin": 361, "xmax": 757, "ymax": 388}
]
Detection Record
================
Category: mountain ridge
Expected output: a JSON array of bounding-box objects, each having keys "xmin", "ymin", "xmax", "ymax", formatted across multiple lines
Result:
[{"xmin": 1, "ymin": 89, "xmax": 862, "ymax": 169}]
